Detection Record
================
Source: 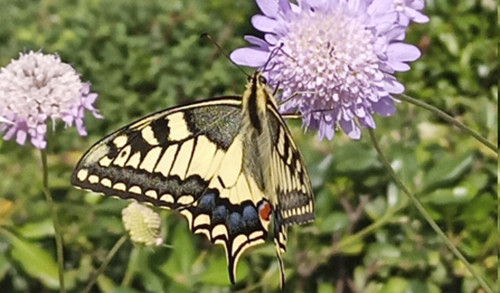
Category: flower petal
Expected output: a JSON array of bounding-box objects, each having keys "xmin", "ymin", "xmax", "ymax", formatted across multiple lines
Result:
[
  {"xmin": 387, "ymin": 43, "xmax": 421, "ymax": 62},
  {"xmin": 230, "ymin": 48, "xmax": 269, "ymax": 67},
  {"xmin": 372, "ymin": 96, "xmax": 396, "ymax": 116},
  {"xmin": 244, "ymin": 35, "xmax": 271, "ymax": 50},
  {"xmin": 251, "ymin": 15, "xmax": 279, "ymax": 32},
  {"xmin": 256, "ymin": 0, "xmax": 280, "ymax": 17},
  {"xmin": 340, "ymin": 118, "xmax": 361, "ymax": 139}
]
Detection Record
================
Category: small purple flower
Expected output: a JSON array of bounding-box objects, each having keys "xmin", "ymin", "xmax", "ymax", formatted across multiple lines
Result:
[
  {"xmin": 0, "ymin": 51, "xmax": 101, "ymax": 149},
  {"xmin": 231, "ymin": 0, "xmax": 428, "ymax": 140}
]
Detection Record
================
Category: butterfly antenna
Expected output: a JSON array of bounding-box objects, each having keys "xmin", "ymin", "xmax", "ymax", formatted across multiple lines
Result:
[
  {"xmin": 261, "ymin": 43, "xmax": 283, "ymax": 73},
  {"xmin": 201, "ymin": 33, "xmax": 250, "ymax": 77}
]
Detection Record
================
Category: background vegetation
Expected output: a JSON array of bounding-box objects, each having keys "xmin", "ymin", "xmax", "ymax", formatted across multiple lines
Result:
[{"xmin": 0, "ymin": 0, "xmax": 497, "ymax": 292}]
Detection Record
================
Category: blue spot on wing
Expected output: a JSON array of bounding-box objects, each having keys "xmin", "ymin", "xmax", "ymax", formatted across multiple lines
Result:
[
  {"xmin": 242, "ymin": 206, "xmax": 259, "ymax": 227},
  {"xmin": 228, "ymin": 212, "xmax": 243, "ymax": 234},
  {"xmin": 212, "ymin": 205, "xmax": 228, "ymax": 224},
  {"xmin": 198, "ymin": 192, "xmax": 216, "ymax": 212}
]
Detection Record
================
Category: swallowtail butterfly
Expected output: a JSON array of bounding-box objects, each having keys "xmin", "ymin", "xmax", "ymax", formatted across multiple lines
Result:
[{"xmin": 71, "ymin": 72, "xmax": 315, "ymax": 287}]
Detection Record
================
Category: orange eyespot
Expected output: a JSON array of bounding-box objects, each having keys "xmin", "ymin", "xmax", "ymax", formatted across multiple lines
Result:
[{"xmin": 258, "ymin": 200, "xmax": 272, "ymax": 221}]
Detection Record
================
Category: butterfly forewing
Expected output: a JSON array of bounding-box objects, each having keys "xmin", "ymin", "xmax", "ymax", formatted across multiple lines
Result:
[{"xmin": 72, "ymin": 98, "xmax": 241, "ymax": 208}]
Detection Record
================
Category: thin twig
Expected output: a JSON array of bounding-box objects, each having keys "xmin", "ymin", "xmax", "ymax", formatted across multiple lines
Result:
[
  {"xmin": 83, "ymin": 235, "xmax": 128, "ymax": 293},
  {"xmin": 368, "ymin": 129, "xmax": 494, "ymax": 293}
]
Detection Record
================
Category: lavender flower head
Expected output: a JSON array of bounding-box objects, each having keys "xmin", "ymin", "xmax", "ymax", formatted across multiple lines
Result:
[
  {"xmin": 0, "ymin": 51, "xmax": 101, "ymax": 149},
  {"xmin": 231, "ymin": 0, "xmax": 428, "ymax": 140}
]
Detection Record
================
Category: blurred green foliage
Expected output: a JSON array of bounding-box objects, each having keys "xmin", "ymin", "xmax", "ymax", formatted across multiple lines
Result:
[{"xmin": 0, "ymin": 0, "xmax": 497, "ymax": 292}]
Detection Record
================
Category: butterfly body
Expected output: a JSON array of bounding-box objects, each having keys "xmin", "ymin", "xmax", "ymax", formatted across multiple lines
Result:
[{"xmin": 72, "ymin": 72, "xmax": 314, "ymax": 286}]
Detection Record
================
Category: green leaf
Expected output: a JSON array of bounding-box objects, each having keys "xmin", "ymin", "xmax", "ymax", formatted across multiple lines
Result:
[
  {"xmin": 365, "ymin": 243, "xmax": 401, "ymax": 265},
  {"xmin": 2, "ymin": 229, "xmax": 59, "ymax": 289},
  {"xmin": 353, "ymin": 266, "xmax": 367, "ymax": 291},
  {"xmin": 426, "ymin": 173, "xmax": 483, "ymax": 205},
  {"xmin": 96, "ymin": 274, "xmax": 117, "ymax": 293},
  {"xmin": 407, "ymin": 279, "xmax": 432, "ymax": 293},
  {"xmin": 318, "ymin": 282, "xmax": 336, "ymax": 293},
  {"xmin": 364, "ymin": 196, "xmax": 387, "ymax": 220},
  {"xmin": 319, "ymin": 212, "xmax": 349, "ymax": 233},
  {"xmin": 160, "ymin": 221, "xmax": 195, "ymax": 284},
  {"xmin": 200, "ymin": 256, "xmax": 233, "ymax": 286},
  {"xmin": 380, "ymin": 277, "xmax": 408, "ymax": 293},
  {"xmin": 17, "ymin": 219, "xmax": 54, "ymax": 239},
  {"xmin": 109, "ymin": 286, "xmax": 140, "ymax": 293},
  {"xmin": 338, "ymin": 237, "xmax": 364, "ymax": 255},
  {"xmin": 422, "ymin": 153, "xmax": 474, "ymax": 191},
  {"xmin": 334, "ymin": 144, "xmax": 379, "ymax": 173},
  {"xmin": 0, "ymin": 252, "xmax": 11, "ymax": 279}
]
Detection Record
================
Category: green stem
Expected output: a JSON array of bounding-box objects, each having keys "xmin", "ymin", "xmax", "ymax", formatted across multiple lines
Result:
[
  {"xmin": 399, "ymin": 94, "xmax": 497, "ymax": 154},
  {"xmin": 121, "ymin": 244, "xmax": 141, "ymax": 287},
  {"xmin": 368, "ymin": 129, "xmax": 494, "ymax": 293},
  {"xmin": 83, "ymin": 235, "xmax": 127, "ymax": 293},
  {"xmin": 40, "ymin": 150, "xmax": 65, "ymax": 293}
]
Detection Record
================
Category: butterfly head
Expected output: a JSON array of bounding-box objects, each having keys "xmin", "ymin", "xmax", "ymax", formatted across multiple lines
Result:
[{"xmin": 242, "ymin": 72, "xmax": 278, "ymax": 133}]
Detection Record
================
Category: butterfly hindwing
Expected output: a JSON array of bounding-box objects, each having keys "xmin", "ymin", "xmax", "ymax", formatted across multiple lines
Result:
[
  {"xmin": 267, "ymin": 105, "xmax": 314, "ymax": 227},
  {"xmin": 265, "ymin": 103, "xmax": 315, "ymax": 286}
]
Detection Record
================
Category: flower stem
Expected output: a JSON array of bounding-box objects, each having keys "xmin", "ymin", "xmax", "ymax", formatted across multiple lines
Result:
[
  {"xmin": 83, "ymin": 235, "xmax": 127, "ymax": 293},
  {"xmin": 399, "ymin": 94, "xmax": 497, "ymax": 155},
  {"xmin": 368, "ymin": 129, "xmax": 494, "ymax": 293},
  {"xmin": 40, "ymin": 150, "xmax": 65, "ymax": 293},
  {"xmin": 122, "ymin": 245, "xmax": 141, "ymax": 287}
]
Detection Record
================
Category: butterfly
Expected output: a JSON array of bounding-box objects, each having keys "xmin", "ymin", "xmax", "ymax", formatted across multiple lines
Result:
[{"xmin": 71, "ymin": 71, "xmax": 315, "ymax": 287}]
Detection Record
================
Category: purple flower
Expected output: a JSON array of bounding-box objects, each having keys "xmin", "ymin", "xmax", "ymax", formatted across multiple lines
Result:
[
  {"xmin": 0, "ymin": 51, "xmax": 101, "ymax": 149},
  {"xmin": 231, "ymin": 0, "xmax": 428, "ymax": 140}
]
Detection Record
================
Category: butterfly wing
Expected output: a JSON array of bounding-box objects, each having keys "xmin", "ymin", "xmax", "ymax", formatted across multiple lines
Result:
[
  {"xmin": 72, "ymin": 97, "xmax": 271, "ymax": 284},
  {"xmin": 266, "ymin": 104, "xmax": 315, "ymax": 285},
  {"xmin": 267, "ymin": 105, "xmax": 314, "ymax": 226}
]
